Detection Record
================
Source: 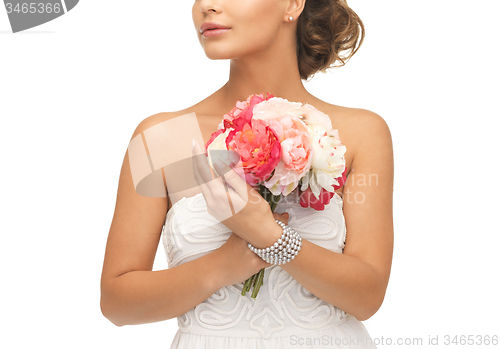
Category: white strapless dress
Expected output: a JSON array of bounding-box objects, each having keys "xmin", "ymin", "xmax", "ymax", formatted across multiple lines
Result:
[{"xmin": 161, "ymin": 188, "xmax": 377, "ymax": 348}]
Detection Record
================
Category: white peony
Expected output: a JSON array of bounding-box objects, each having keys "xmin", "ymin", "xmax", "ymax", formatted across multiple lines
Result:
[{"xmin": 252, "ymin": 97, "xmax": 303, "ymax": 121}]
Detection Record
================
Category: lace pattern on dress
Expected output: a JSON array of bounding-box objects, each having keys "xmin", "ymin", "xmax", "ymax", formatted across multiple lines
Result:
[{"xmin": 162, "ymin": 190, "xmax": 349, "ymax": 339}]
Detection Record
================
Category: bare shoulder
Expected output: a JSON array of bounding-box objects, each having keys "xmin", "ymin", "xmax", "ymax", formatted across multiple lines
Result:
[
  {"xmin": 130, "ymin": 109, "xmax": 195, "ymax": 140},
  {"xmin": 322, "ymin": 103, "xmax": 393, "ymax": 162},
  {"xmin": 348, "ymin": 107, "xmax": 391, "ymax": 138},
  {"xmin": 346, "ymin": 107, "xmax": 392, "ymax": 161}
]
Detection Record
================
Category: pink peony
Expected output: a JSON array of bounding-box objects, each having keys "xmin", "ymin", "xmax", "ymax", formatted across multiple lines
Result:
[
  {"xmin": 218, "ymin": 92, "xmax": 274, "ymax": 132},
  {"xmin": 251, "ymin": 98, "xmax": 313, "ymax": 196},
  {"xmin": 261, "ymin": 116, "xmax": 313, "ymax": 196},
  {"xmin": 225, "ymin": 118, "xmax": 281, "ymax": 186},
  {"xmin": 299, "ymin": 186, "xmax": 336, "ymax": 211}
]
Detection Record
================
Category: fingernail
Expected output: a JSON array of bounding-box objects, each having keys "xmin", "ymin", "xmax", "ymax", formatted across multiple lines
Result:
[{"xmin": 214, "ymin": 159, "xmax": 223, "ymax": 168}]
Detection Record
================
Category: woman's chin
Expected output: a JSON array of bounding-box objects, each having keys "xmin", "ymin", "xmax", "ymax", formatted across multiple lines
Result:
[{"xmin": 203, "ymin": 50, "xmax": 235, "ymax": 61}]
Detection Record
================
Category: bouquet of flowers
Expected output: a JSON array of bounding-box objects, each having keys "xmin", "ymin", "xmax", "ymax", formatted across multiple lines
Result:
[{"xmin": 204, "ymin": 92, "xmax": 347, "ymax": 298}]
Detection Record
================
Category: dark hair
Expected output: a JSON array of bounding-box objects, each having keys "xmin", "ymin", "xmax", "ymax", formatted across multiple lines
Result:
[{"xmin": 296, "ymin": 0, "xmax": 365, "ymax": 81}]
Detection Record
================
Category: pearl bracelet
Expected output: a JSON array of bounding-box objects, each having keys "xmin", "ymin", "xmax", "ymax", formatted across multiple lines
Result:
[{"xmin": 247, "ymin": 219, "xmax": 302, "ymax": 266}]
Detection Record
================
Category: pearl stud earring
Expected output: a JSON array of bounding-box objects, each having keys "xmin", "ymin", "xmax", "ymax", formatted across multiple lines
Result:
[{"xmin": 289, "ymin": 16, "xmax": 293, "ymax": 21}]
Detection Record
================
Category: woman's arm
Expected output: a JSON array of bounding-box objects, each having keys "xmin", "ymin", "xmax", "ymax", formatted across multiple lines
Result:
[
  {"xmin": 101, "ymin": 233, "xmax": 265, "ymax": 326},
  {"xmin": 276, "ymin": 110, "xmax": 394, "ymax": 321},
  {"xmin": 101, "ymin": 248, "xmax": 224, "ymax": 326},
  {"xmin": 100, "ymin": 113, "xmax": 269, "ymax": 326}
]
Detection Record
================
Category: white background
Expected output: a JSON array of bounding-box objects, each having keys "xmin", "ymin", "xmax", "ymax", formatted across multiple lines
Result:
[{"xmin": 1, "ymin": 1, "xmax": 499, "ymax": 348}]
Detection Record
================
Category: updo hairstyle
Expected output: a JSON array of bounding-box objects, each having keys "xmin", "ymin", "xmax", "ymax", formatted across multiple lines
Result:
[{"xmin": 296, "ymin": 0, "xmax": 365, "ymax": 80}]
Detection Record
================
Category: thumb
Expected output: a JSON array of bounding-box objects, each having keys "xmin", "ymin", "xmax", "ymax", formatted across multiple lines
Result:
[{"xmin": 273, "ymin": 211, "xmax": 290, "ymax": 221}]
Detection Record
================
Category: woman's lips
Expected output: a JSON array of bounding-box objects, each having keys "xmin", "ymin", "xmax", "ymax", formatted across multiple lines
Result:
[{"xmin": 202, "ymin": 28, "xmax": 231, "ymax": 38}]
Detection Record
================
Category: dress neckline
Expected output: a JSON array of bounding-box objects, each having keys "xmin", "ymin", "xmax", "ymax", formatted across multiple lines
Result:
[{"xmin": 166, "ymin": 190, "xmax": 342, "ymax": 223}]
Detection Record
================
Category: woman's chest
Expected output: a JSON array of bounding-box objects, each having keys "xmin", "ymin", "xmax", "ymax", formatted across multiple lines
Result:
[{"xmin": 162, "ymin": 190, "xmax": 347, "ymax": 269}]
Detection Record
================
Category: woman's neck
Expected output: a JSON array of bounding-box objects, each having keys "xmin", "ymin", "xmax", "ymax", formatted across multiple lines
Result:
[{"xmin": 219, "ymin": 42, "xmax": 313, "ymax": 109}]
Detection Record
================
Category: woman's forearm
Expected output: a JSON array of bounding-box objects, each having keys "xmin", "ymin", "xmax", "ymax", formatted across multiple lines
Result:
[
  {"xmin": 280, "ymin": 231, "xmax": 386, "ymax": 321},
  {"xmin": 100, "ymin": 249, "xmax": 226, "ymax": 326}
]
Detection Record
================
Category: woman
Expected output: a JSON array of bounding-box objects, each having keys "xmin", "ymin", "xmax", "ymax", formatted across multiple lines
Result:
[{"xmin": 100, "ymin": 0, "xmax": 394, "ymax": 348}]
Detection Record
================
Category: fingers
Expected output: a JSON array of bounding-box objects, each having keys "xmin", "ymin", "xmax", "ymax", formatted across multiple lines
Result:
[
  {"xmin": 272, "ymin": 212, "xmax": 290, "ymax": 225},
  {"xmin": 192, "ymin": 138, "xmax": 220, "ymax": 197},
  {"xmin": 192, "ymin": 139, "xmax": 237, "ymax": 221},
  {"xmin": 192, "ymin": 140, "xmax": 265, "ymax": 220},
  {"xmin": 213, "ymin": 157, "xmax": 252, "ymax": 206}
]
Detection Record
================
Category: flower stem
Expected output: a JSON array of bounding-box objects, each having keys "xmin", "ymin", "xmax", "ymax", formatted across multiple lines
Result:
[
  {"xmin": 240, "ymin": 185, "xmax": 282, "ymax": 299},
  {"xmin": 251, "ymin": 268, "xmax": 265, "ymax": 299},
  {"xmin": 251, "ymin": 272, "xmax": 258, "ymax": 286},
  {"xmin": 241, "ymin": 276, "xmax": 253, "ymax": 295}
]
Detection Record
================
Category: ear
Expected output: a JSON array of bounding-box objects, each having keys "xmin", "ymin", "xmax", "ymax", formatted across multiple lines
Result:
[{"xmin": 285, "ymin": 0, "xmax": 306, "ymax": 20}]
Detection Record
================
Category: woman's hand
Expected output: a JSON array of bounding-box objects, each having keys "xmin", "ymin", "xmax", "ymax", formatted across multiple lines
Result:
[
  {"xmin": 214, "ymin": 212, "xmax": 290, "ymax": 289},
  {"xmin": 272, "ymin": 212, "xmax": 289, "ymax": 226},
  {"xmin": 215, "ymin": 210, "xmax": 288, "ymax": 287},
  {"xmin": 192, "ymin": 139, "xmax": 283, "ymax": 248},
  {"xmin": 215, "ymin": 233, "xmax": 272, "ymax": 286}
]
